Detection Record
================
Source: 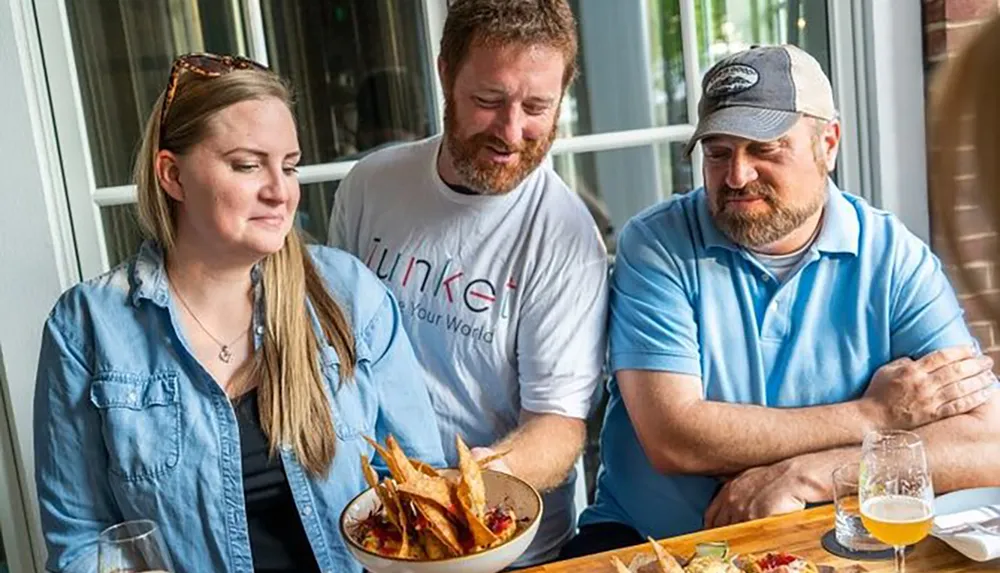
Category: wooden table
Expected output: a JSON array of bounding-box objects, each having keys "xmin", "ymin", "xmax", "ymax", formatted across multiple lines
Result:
[{"xmin": 522, "ymin": 505, "xmax": 1000, "ymax": 572}]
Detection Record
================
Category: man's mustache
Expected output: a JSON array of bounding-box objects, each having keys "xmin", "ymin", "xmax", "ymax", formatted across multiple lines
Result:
[{"xmin": 718, "ymin": 182, "xmax": 777, "ymax": 202}]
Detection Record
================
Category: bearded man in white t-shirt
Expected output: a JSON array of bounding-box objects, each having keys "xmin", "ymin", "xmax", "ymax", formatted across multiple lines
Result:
[{"xmin": 328, "ymin": 0, "xmax": 609, "ymax": 565}]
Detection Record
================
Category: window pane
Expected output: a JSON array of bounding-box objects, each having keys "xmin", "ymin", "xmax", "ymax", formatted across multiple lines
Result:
[
  {"xmin": 262, "ymin": 1, "xmax": 437, "ymax": 164},
  {"xmin": 695, "ymin": 0, "xmax": 831, "ymax": 76},
  {"xmin": 561, "ymin": 0, "xmax": 687, "ymax": 137},
  {"xmin": 552, "ymin": 143, "xmax": 695, "ymax": 255},
  {"xmin": 561, "ymin": 0, "xmax": 831, "ymax": 138},
  {"xmin": 66, "ymin": 1, "xmax": 247, "ymax": 188}
]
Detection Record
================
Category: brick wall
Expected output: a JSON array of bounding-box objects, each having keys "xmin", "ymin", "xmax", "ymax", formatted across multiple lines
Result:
[{"xmin": 923, "ymin": 0, "xmax": 1000, "ymax": 362}]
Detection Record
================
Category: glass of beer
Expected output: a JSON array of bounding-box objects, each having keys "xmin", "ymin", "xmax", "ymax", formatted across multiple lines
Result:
[
  {"xmin": 859, "ymin": 430, "xmax": 934, "ymax": 573},
  {"xmin": 98, "ymin": 519, "xmax": 174, "ymax": 573}
]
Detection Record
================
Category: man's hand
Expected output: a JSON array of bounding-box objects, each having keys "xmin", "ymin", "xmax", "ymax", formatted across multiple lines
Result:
[
  {"xmin": 703, "ymin": 459, "xmax": 813, "ymax": 529},
  {"xmin": 470, "ymin": 447, "xmax": 513, "ymax": 475},
  {"xmin": 861, "ymin": 346, "xmax": 994, "ymax": 430}
]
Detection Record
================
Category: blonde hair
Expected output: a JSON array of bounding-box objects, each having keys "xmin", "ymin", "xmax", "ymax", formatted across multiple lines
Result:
[
  {"xmin": 134, "ymin": 67, "xmax": 356, "ymax": 476},
  {"xmin": 929, "ymin": 16, "xmax": 1000, "ymax": 325}
]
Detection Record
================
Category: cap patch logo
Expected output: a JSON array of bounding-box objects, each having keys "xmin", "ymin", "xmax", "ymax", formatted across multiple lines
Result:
[{"xmin": 705, "ymin": 64, "xmax": 759, "ymax": 97}]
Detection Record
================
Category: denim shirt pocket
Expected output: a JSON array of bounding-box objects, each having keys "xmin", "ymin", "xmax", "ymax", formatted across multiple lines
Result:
[
  {"xmin": 320, "ymin": 343, "xmax": 374, "ymax": 441},
  {"xmin": 89, "ymin": 371, "xmax": 181, "ymax": 482}
]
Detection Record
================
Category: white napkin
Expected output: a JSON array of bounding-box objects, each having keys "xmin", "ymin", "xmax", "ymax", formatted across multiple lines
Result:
[{"xmin": 932, "ymin": 504, "xmax": 1000, "ymax": 562}]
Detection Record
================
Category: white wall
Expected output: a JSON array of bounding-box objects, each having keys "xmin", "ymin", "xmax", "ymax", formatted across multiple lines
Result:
[
  {"xmin": 0, "ymin": 0, "xmax": 80, "ymax": 570},
  {"xmin": 858, "ymin": 0, "xmax": 931, "ymax": 241}
]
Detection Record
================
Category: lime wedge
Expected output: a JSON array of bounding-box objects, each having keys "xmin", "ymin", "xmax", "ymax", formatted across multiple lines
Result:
[{"xmin": 694, "ymin": 541, "xmax": 730, "ymax": 560}]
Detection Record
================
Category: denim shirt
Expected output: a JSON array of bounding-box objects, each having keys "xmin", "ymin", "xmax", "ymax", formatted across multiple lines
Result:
[{"xmin": 34, "ymin": 241, "xmax": 446, "ymax": 573}]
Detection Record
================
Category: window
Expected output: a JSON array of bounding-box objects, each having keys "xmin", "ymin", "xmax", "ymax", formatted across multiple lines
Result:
[
  {"xmin": 63, "ymin": 0, "xmax": 833, "ymax": 272},
  {"xmin": 67, "ymin": 0, "xmax": 437, "ymax": 265}
]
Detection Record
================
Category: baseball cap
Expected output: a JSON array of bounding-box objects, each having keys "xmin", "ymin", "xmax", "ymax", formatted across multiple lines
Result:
[{"xmin": 685, "ymin": 44, "xmax": 837, "ymax": 156}]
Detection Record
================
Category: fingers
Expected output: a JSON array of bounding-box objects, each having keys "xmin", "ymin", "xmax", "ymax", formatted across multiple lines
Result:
[
  {"xmin": 936, "ymin": 383, "xmax": 996, "ymax": 418},
  {"xmin": 928, "ymin": 354, "xmax": 993, "ymax": 381},
  {"xmin": 935, "ymin": 368, "xmax": 996, "ymax": 403},
  {"xmin": 917, "ymin": 345, "xmax": 978, "ymax": 372},
  {"xmin": 704, "ymin": 491, "xmax": 724, "ymax": 529}
]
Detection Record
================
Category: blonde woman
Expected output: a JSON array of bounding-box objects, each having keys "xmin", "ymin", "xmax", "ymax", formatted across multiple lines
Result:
[{"xmin": 33, "ymin": 54, "xmax": 444, "ymax": 573}]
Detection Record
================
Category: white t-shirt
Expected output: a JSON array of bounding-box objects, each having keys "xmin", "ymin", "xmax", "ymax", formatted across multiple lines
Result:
[{"xmin": 328, "ymin": 135, "xmax": 609, "ymax": 565}]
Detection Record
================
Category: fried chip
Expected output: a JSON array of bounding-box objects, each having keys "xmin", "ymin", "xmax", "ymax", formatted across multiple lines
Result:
[
  {"xmin": 646, "ymin": 537, "xmax": 684, "ymax": 573},
  {"xmin": 475, "ymin": 448, "xmax": 511, "ymax": 469},
  {"xmin": 361, "ymin": 455, "xmax": 400, "ymax": 528},
  {"xmin": 611, "ymin": 556, "xmax": 632, "ymax": 573},
  {"xmin": 363, "ymin": 435, "xmax": 407, "ymax": 482},
  {"xmin": 454, "ymin": 436, "xmax": 499, "ymax": 548},
  {"xmin": 455, "ymin": 436, "xmax": 488, "ymax": 516},
  {"xmin": 457, "ymin": 492, "xmax": 499, "ymax": 549},
  {"xmin": 383, "ymin": 479, "xmax": 410, "ymax": 559},
  {"xmin": 418, "ymin": 526, "xmax": 450, "ymax": 560},
  {"xmin": 395, "ymin": 478, "xmax": 462, "ymax": 520},
  {"xmin": 411, "ymin": 458, "xmax": 442, "ymax": 478},
  {"xmin": 385, "ymin": 435, "xmax": 422, "ymax": 481},
  {"xmin": 411, "ymin": 497, "xmax": 464, "ymax": 556},
  {"xmin": 360, "ymin": 454, "xmax": 380, "ymax": 490}
]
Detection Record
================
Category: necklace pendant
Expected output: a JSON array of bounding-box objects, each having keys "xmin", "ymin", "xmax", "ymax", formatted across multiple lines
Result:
[{"xmin": 219, "ymin": 346, "xmax": 233, "ymax": 363}]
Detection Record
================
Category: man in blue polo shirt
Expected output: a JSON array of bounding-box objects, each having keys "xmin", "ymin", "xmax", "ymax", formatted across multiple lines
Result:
[{"xmin": 563, "ymin": 45, "xmax": 1000, "ymax": 558}]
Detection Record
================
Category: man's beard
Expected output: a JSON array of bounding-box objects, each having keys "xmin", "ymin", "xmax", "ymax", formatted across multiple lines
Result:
[
  {"xmin": 709, "ymin": 178, "xmax": 827, "ymax": 248},
  {"xmin": 443, "ymin": 96, "xmax": 557, "ymax": 195}
]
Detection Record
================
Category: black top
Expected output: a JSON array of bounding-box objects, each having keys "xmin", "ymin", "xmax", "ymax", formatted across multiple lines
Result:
[
  {"xmin": 445, "ymin": 181, "xmax": 479, "ymax": 196},
  {"xmin": 235, "ymin": 389, "xmax": 321, "ymax": 573}
]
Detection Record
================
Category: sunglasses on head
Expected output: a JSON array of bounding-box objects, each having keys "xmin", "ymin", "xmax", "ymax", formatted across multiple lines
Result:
[{"xmin": 159, "ymin": 52, "xmax": 268, "ymax": 136}]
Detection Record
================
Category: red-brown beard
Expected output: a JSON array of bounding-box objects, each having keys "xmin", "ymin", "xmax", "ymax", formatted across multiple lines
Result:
[{"xmin": 443, "ymin": 95, "xmax": 558, "ymax": 195}]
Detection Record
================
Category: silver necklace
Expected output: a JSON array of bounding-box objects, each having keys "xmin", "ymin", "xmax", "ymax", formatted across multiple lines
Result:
[{"xmin": 168, "ymin": 278, "xmax": 249, "ymax": 363}]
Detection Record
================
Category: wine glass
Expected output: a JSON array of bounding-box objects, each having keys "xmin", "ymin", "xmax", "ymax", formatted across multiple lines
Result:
[
  {"xmin": 859, "ymin": 430, "xmax": 934, "ymax": 573},
  {"xmin": 97, "ymin": 520, "xmax": 175, "ymax": 573}
]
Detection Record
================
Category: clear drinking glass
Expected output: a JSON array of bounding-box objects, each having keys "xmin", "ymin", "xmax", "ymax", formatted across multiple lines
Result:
[
  {"xmin": 859, "ymin": 431, "xmax": 935, "ymax": 573},
  {"xmin": 832, "ymin": 462, "xmax": 889, "ymax": 551},
  {"xmin": 97, "ymin": 520, "xmax": 174, "ymax": 573}
]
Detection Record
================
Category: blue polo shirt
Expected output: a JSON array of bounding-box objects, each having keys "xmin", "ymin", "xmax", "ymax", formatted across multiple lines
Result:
[{"xmin": 580, "ymin": 182, "xmax": 975, "ymax": 539}]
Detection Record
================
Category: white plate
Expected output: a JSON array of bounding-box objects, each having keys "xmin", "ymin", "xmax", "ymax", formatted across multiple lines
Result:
[
  {"xmin": 935, "ymin": 487, "xmax": 1000, "ymax": 516},
  {"xmin": 339, "ymin": 469, "xmax": 543, "ymax": 573}
]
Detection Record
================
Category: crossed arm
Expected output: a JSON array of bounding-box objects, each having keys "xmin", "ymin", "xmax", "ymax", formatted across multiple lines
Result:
[{"xmin": 617, "ymin": 347, "xmax": 999, "ymax": 528}]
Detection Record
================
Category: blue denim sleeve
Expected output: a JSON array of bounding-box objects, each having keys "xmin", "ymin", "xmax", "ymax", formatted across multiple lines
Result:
[
  {"xmin": 34, "ymin": 314, "xmax": 121, "ymax": 573},
  {"xmin": 889, "ymin": 230, "xmax": 977, "ymax": 357},
  {"xmin": 609, "ymin": 219, "xmax": 702, "ymax": 377},
  {"xmin": 365, "ymin": 289, "xmax": 446, "ymax": 470}
]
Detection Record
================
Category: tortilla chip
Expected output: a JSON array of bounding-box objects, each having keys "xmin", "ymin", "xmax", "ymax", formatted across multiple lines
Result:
[
  {"xmin": 361, "ymin": 454, "xmax": 401, "ymax": 530},
  {"xmin": 360, "ymin": 454, "xmax": 380, "ymax": 490},
  {"xmin": 647, "ymin": 537, "xmax": 684, "ymax": 573},
  {"xmin": 363, "ymin": 435, "xmax": 407, "ymax": 482},
  {"xmin": 396, "ymin": 477, "xmax": 462, "ymax": 520},
  {"xmin": 418, "ymin": 527, "xmax": 450, "ymax": 560},
  {"xmin": 611, "ymin": 556, "xmax": 632, "ymax": 573},
  {"xmin": 411, "ymin": 458, "xmax": 442, "ymax": 478},
  {"xmin": 386, "ymin": 435, "xmax": 423, "ymax": 482},
  {"xmin": 411, "ymin": 497, "xmax": 464, "ymax": 556},
  {"xmin": 455, "ymin": 436, "xmax": 488, "ymax": 516},
  {"xmin": 383, "ymin": 480, "xmax": 410, "ymax": 559},
  {"xmin": 457, "ymin": 491, "xmax": 499, "ymax": 548},
  {"xmin": 475, "ymin": 448, "xmax": 511, "ymax": 469}
]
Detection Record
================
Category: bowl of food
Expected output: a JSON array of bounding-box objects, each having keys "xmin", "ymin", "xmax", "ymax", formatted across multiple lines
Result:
[
  {"xmin": 611, "ymin": 539, "xmax": 823, "ymax": 573},
  {"xmin": 340, "ymin": 435, "xmax": 542, "ymax": 573}
]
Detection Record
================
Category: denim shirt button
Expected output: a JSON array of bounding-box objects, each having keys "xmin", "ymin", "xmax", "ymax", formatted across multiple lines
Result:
[
  {"xmin": 255, "ymin": 325, "xmax": 264, "ymax": 335},
  {"xmin": 302, "ymin": 504, "xmax": 313, "ymax": 516}
]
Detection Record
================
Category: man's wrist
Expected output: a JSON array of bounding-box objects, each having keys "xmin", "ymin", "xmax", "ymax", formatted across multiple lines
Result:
[{"xmin": 850, "ymin": 397, "xmax": 883, "ymax": 437}]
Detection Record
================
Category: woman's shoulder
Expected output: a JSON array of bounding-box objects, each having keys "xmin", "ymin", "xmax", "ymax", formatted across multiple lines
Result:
[{"xmin": 306, "ymin": 245, "xmax": 392, "ymax": 337}]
